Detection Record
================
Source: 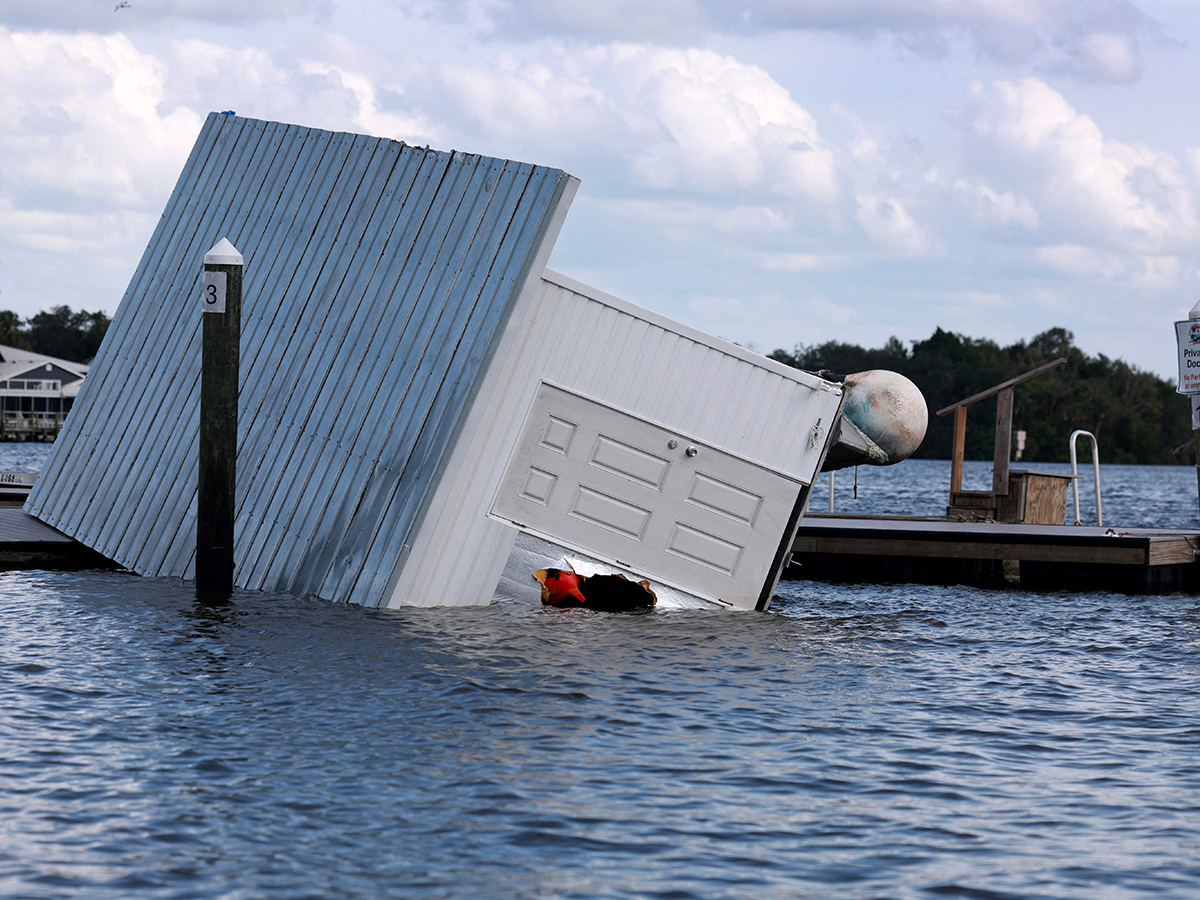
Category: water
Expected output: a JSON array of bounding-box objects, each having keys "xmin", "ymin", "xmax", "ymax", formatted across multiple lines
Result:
[
  {"xmin": 3, "ymin": 447, "xmax": 1200, "ymax": 898},
  {"xmin": 812, "ymin": 458, "xmax": 1200, "ymax": 529}
]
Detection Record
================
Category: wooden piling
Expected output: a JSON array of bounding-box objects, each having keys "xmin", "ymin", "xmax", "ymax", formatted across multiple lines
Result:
[
  {"xmin": 196, "ymin": 239, "xmax": 242, "ymax": 594},
  {"xmin": 950, "ymin": 406, "xmax": 966, "ymax": 494},
  {"xmin": 992, "ymin": 386, "xmax": 1013, "ymax": 496}
]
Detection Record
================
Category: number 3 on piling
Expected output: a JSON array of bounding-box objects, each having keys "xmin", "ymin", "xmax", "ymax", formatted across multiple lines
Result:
[{"xmin": 201, "ymin": 272, "xmax": 227, "ymax": 314}]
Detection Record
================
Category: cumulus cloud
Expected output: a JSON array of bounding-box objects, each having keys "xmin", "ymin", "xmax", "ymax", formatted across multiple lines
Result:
[
  {"xmin": 0, "ymin": 29, "xmax": 202, "ymax": 240},
  {"xmin": 299, "ymin": 63, "xmax": 437, "ymax": 143},
  {"xmin": 854, "ymin": 193, "xmax": 936, "ymax": 255},
  {"xmin": 963, "ymin": 77, "xmax": 1200, "ymax": 253},
  {"xmin": 953, "ymin": 179, "xmax": 1041, "ymax": 231},
  {"xmin": 440, "ymin": 45, "xmax": 838, "ymax": 203},
  {"xmin": 423, "ymin": 0, "xmax": 1153, "ymax": 82}
]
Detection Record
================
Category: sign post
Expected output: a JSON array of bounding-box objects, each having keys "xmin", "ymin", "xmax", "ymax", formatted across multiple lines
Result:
[
  {"xmin": 197, "ymin": 238, "xmax": 242, "ymax": 594},
  {"xmin": 1174, "ymin": 300, "xmax": 1200, "ymax": 513}
]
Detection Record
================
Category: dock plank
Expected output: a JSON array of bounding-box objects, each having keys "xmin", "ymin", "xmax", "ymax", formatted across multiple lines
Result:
[{"xmin": 0, "ymin": 507, "xmax": 120, "ymax": 570}]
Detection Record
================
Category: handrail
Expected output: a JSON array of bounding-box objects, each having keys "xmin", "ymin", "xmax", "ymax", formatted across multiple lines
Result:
[
  {"xmin": 935, "ymin": 358, "xmax": 1066, "ymax": 417},
  {"xmin": 1069, "ymin": 430, "xmax": 1102, "ymax": 526}
]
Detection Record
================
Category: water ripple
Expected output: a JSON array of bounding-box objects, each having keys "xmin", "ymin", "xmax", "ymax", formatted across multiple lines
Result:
[{"xmin": 1, "ymin": 566, "xmax": 1200, "ymax": 898}]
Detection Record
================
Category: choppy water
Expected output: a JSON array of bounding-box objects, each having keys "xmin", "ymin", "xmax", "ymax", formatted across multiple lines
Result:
[{"xmin": 3, "ymin": 446, "xmax": 1200, "ymax": 898}]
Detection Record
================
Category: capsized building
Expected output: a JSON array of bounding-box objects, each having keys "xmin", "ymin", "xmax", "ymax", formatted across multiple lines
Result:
[{"xmin": 26, "ymin": 113, "xmax": 853, "ymax": 610}]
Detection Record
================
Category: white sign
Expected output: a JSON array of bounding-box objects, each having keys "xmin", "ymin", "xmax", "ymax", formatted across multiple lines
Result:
[
  {"xmin": 1175, "ymin": 319, "xmax": 1200, "ymax": 393},
  {"xmin": 201, "ymin": 271, "xmax": 227, "ymax": 313}
]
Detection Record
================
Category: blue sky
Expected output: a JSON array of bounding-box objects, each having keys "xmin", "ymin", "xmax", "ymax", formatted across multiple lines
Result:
[{"xmin": 2, "ymin": 0, "xmax": 1199, "ymax": 377}]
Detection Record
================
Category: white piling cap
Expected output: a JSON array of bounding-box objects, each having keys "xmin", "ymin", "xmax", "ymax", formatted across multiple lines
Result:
[{"xmin": 204, "ymin": 238, "xmax": 243, "ymax": 266}]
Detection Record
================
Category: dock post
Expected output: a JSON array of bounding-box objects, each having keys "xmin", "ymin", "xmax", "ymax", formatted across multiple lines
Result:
[
  {"xmin": 1185, "ymin": 299, "xmax": 1200, "ymax": 517},
  {"xmin": 992, "ymin": 387, "xmax": 1013, "ymax": 496},
  {"xmin": 1193, "ymin": 400, "xmax": 1200, "ymax": 512},
  {"xmin": 950, "ymin": 406, "xmax": 966, "ymax": 494},
  {"xmin": 197, "ymin": 238, "xmax": 242, "ymax": 594}
]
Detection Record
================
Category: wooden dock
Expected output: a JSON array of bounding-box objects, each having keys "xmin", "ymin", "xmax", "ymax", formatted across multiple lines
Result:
[
  {"xmin": 790, "ymin": 514, "xmax": 1200, "ymax": 593},
  {"xmin": 0, "ymin": 507, "xmax": 119, "ymax": 571}
]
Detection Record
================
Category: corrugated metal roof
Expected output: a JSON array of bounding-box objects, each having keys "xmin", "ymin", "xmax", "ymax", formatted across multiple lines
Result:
[{"xmin": 27, "ymin": 113, "xmax": 577, "ymax": 605}]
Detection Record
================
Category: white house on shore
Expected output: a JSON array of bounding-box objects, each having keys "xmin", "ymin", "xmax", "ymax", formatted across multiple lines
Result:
[{"xmin": 0, "ymin": 345, "xmax": 88, "ymax": 440}]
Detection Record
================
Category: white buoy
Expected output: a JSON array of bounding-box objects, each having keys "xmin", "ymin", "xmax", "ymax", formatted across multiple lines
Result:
[{"xmin": 841, "ymin": 370, "xmax": 928, "ymax": 465}]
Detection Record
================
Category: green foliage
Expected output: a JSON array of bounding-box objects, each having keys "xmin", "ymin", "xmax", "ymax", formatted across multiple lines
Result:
[
  {"xmin": 772, "ymin": 327, "xmax": 1194, "ymax": 465},
  {"xmin": 0, "ymin": 305, "xmax": 110, "ymax": 363}
]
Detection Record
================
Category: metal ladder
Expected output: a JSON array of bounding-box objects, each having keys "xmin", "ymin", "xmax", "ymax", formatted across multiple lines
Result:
[{"xmin": 1069, "ymin": 430, "xmax": 1102, "ymax": 526}]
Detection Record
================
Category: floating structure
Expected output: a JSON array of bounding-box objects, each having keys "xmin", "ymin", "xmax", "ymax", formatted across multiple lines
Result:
[
  {"xmin": 790, "ymin": 516, "xmax": 1200, "ymax": 593},
  {"xmin": 788, "ymin": 364, "xmax": 1200, "ymax": 593},
  {"xmin": 0, "ymin": 346, "xmax": 88, "ymax": 441},
  {"xmin": 0, "ymin": 507, "xmax": 114, "ymax": 570},
  {"xmin": 26, "ymin": 114, "xmax": 848, "ymax": 610}
]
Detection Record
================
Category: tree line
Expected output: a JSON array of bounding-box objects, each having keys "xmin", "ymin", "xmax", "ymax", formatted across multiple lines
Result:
[
  {"xmin": 0, "ymin": 306, "xmax": 111, "ymax": 364},
  {"xmin": 770, "ymin": 327, "xmax": 1194, "ymax": 465}
]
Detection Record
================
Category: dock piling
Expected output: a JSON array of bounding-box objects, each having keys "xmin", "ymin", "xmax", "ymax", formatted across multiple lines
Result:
[{"xmin": 197, "ymin": 238, "xmax": 242, "ymax": 594}]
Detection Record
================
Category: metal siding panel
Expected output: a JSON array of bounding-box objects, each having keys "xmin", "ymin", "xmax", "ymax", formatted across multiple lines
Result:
[
  {"xmin": 636, "ymin": 325, "xmax": 682, "ymax": 425},
  {"xmin": 753, "ymin": 378, "xmax": 794, "ymax": 468},
  {"xmin": 343, "ymin": 162, "xmax": 566, "ymax": 603},
  {"xmin": 29, "ymin": 113, "xmax": 238, "ymax": 538},
  {"xmin": 237, "ymin": 146, "xmax": 452, "ymax": 588},
  {"xmin": 297, "ymin": 151, "xmax": 517, "ymax": 597},
  {"xmin": 279, "ymin": 148, "xmax": 468, "ymax": 595},
  {"xmin": 28, "ymin": 114, "xmax": 225, "ymax": 519},
  {"xmin": 175, "ymin": 134, "xmax": 404, "ymax": 579},
  {"xmin": 30, "ymin": 116, "xmax": 573, "ymax": 606},
  {"xmin": 71, "ymin": 117, "xmax": 268, "ymax": 563},
  {"xmin": 208, "ymin": 135, "xmax": 404, "ymax": 585},
  {"xmin": 299, "ymin": 151, "xmax": 505, "ymax": 597},
  {"xmin": 243, "ymin": 147, "xmax": 463, "ymax": 588},
  {"xmin": 137, "ymin": 126, "xmax": 362, "ymax": 575},
  {"xmin": 125, "ymin": 120, "xmax": 306, "ymax": 572},
  {"xmin": 352, "ymin": 164, "xmax": 569, "ymax": 604},
  {"xmin": 626, "ymin": 319, "xmax": 669, "ymax": 416},
  {"xmin": 234, "ymin": 143, "xmax": 422, "ymax": 587},
  {"xmin": 83, "ymin": 117, "xmax": 270, "ymax": 562}
]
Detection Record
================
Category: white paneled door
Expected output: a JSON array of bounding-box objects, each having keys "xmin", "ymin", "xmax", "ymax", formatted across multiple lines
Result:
[{"xmin": 490, "ymin": 384, "xmax": 803, "ymax": 609}]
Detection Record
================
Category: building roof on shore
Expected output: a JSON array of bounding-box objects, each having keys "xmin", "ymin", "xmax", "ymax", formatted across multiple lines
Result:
[{"xmin": 0, "ymin": 345, "xmax": 88, "ymax": 385}]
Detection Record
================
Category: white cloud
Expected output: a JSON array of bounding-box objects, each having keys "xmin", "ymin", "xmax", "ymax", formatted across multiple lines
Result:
[
  {"xmin": 964, "ymin": 77, "xmax": 1200, "ymax": 252},
  {"xmin": 1036, "ymin": 243, "xmax": 1126, "ymax": 277},
  {"xmin": 440, "ymin": 45, "xmax": 838, "ymax": 202},
  {"xmin": 440, "ymin": 51, "xmax": 616, "ymax": 146},
  {"xmin": 855, "ymin": 194, "xmax": 936, "ymax": 255},
  {"xmin": 750, "ymin": 252, "xmax": 849, "ymax": 273},
  {"xmin": 1069, "ymin": 31, "xmax": 1139, "ymax": 81},
  {"xmin": 426, "ymin": 0, "xmax": 1153, "ymax": 82},
  {"xmin": 0, "ymin": 28, "xmax": 202, "ymax": 226},
  {"xmin": 300, "ymin": 62, "xmax": 438, "ymax": 143},
  {"xmin": 953, "ymin": 179, "xmax": 1041, "ymax": 230}
]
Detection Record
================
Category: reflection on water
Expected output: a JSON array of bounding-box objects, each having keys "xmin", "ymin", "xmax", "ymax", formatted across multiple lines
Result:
[{"xmin": 3, "ymin": 570, "xmax": 1200, "ymax": 899}]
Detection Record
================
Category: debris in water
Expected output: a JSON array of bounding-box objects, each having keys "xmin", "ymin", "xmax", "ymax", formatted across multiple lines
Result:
[{"xmin": 533, "ymin": 567, "xmax": 657, "ymax": 612}]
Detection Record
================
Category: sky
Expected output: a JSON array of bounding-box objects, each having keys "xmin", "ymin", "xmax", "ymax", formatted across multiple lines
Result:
[{"xmin": 2, "ymin": 0, "xmax": 1200, "ymax": 379}]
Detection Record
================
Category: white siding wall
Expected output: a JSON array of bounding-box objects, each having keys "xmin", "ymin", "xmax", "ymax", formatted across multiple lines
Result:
[{"xmin": 386, "ymin": 270, "xmax": 843, "ymax": 607}]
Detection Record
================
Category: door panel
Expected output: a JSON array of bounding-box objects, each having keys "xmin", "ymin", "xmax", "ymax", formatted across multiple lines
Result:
[{"xmin": 490, "ymin": 384, "xmax": 802, "ymax": 608}]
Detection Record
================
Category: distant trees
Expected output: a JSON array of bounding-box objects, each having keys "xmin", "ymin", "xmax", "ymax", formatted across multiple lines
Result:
[
  {"xmin": 770, "ymin": 327, "xmax": 1194, "ymax": 465},
  {"xmin": 0, "ymin": 306, "xmax": 111, "ymax": 363}
]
